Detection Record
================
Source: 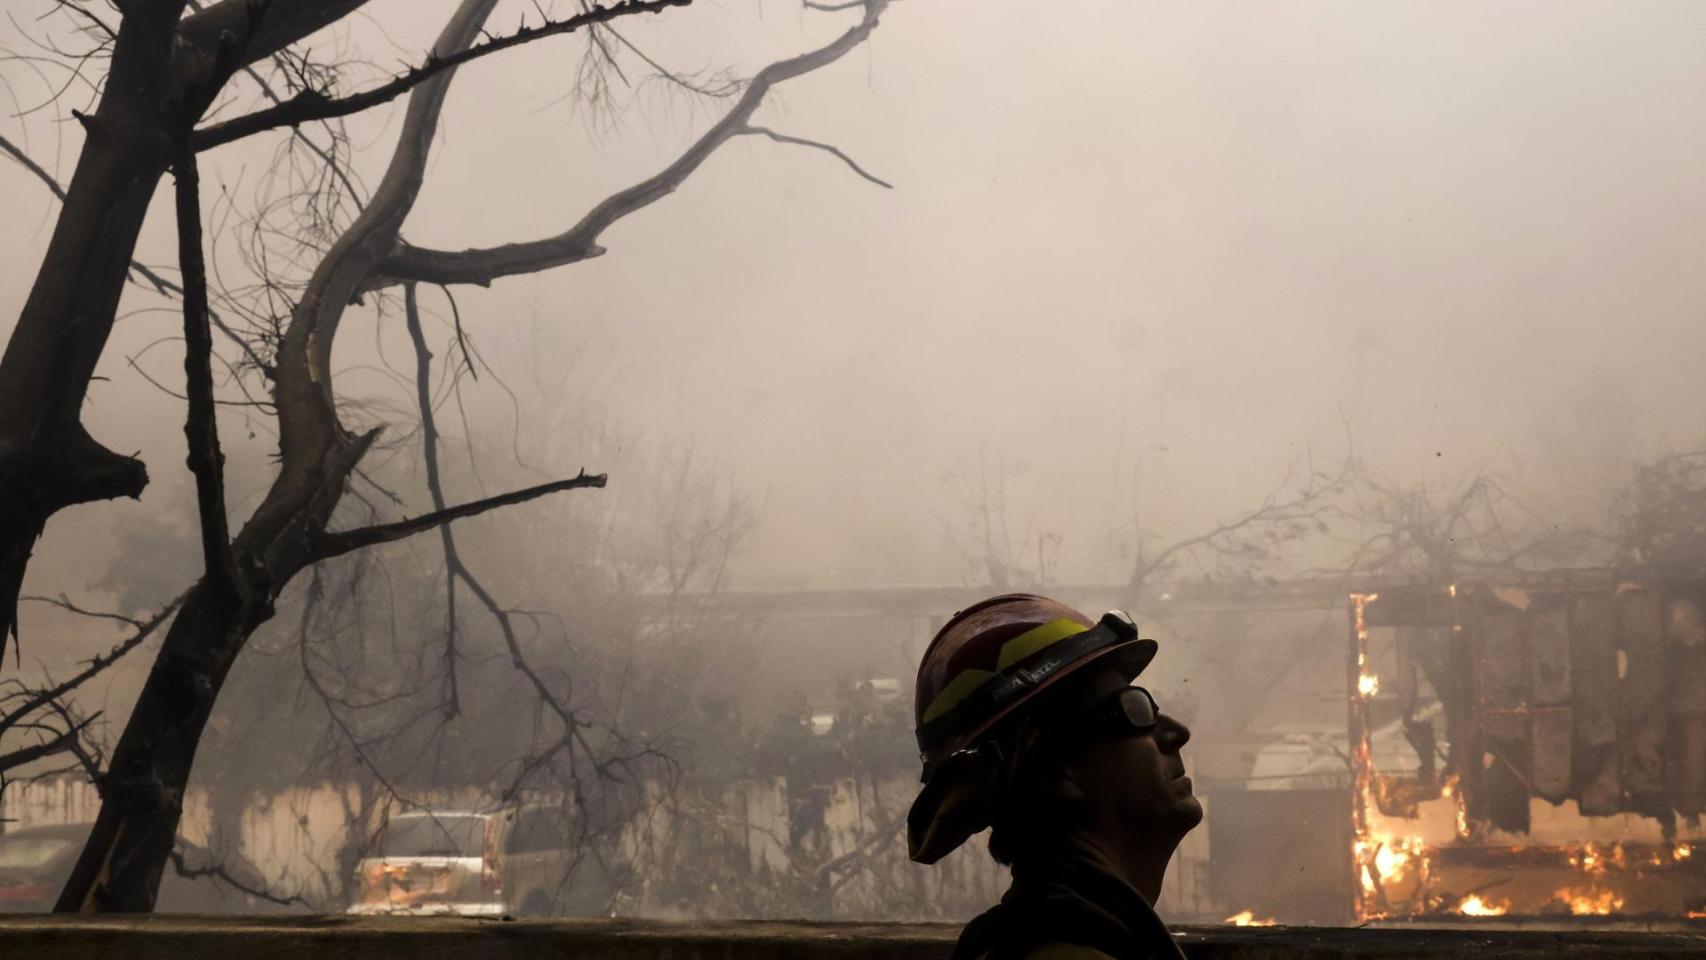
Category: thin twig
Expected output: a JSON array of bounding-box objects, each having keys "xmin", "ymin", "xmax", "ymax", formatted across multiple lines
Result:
[{"xmin": 740, "ymin": 125, "xmax": 892, "ymax": 188}]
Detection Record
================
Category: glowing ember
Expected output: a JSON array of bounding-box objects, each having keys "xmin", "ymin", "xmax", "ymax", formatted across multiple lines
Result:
[
  {"xmin": 1358, "ymin": 673, "xmax": 1380, "ymax": 697},
  {"xmin": 1556, "ymin": 887, "xmax": 1625, "ymax": 916},
  {"xmin": 1225, "ymin": 910, "xmax": 1277, "ymax": 927},
  {"xmin": 1677, "ymin": 843, "xmax": 1694, "ymax": 862},
  {"xmin": 1568, "ymin": 843, "xmax": 1613, "ymax": 876},
  {"xmin": 1457, "ymin": 894, "xmax": 1509, "ymax": 917}
]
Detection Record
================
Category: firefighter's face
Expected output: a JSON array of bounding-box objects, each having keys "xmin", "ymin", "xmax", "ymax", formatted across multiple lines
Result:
[{"xmin": 1070, "ymin": 665, "xmax": 1203, "ymax": 841}]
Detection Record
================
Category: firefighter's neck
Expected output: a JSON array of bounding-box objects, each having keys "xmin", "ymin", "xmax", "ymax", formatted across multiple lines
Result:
[{"xmin": 1070, "ymin": 821, "xmax": 1177, "ymax": 905}]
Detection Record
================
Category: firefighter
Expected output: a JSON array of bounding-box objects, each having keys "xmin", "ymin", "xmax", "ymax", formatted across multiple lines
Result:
[{"xmin": 908, "ymin": 593, "xmax": 1200, "ymax": 960}]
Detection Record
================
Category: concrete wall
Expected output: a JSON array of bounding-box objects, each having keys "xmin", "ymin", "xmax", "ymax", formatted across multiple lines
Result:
[{"xmin": 1, "ymin": 917, "xmax": 1704, "ymax": 960}]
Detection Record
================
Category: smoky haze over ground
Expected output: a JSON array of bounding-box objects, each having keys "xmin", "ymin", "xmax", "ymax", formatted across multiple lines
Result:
[
  {"xmin": 5, "ymin": 0, "xmax": 1706, "ymax": 924},
  {"xmin": 6, "ymin": 3, "xmax": 1706, "ymax": 910}
]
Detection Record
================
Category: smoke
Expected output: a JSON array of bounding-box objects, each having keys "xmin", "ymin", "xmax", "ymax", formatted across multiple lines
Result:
[{"xmin": 6, "ymin": 0, "xmax": 1706, "ymax": 924}]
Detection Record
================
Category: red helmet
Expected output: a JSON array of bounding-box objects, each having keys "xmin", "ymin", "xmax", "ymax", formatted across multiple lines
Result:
[{"xmin": 907, "ymin": 593, "xmax": 1156, "ymax": 862}]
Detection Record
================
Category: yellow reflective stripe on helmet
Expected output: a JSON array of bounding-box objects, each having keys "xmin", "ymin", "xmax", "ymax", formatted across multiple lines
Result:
[
  {"xmin": 996, "ymin": 618, "xmax": 1090, "ymax": 672},
  {"xmin": 920, "ymin": 669, "xmax": 994, "ymax": 726},
  {"xmin": 918, "ymin": 618, "xmax": 1091, "ymax": 727}
]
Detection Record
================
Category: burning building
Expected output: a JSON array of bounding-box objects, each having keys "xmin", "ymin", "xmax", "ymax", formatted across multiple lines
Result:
[{"xmin": 1344, "ymin": 573, "xmax": 1706, "ymax": 921}]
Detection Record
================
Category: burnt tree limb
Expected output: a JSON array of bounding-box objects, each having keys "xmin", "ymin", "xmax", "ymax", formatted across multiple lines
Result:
[
  {"xmin": 368, "ymin": 0, "xmax": 890, "ymax": 291},
  {"xmin": 192, "ymin": 0, "xmax": 693, "ymax": 152},
  {"xmin": 312, "ymin": 472, "xmax": 608, "ymax": 562},
  {"xmin": 173, "ymin": 135, "xmax": 244, "ymax": 600}
]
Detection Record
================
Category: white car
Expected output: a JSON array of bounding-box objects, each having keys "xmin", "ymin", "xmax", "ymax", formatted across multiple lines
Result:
[{"xmin": 347, "ymin": 805, "xmax": 606, "ymax": 917}]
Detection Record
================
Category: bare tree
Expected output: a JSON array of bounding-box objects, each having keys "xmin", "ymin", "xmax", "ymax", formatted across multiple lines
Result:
[
  {"xmin": 940, "ymin": 445, "xmax": 1063, "ymax": 591},
  {"xmin": 2, "ymin": 0, "xmax": 894, "ymax": 911},
  {"xmin": 1342, "ymin": 468, "xmax": 1605, "ymax": 583},
  {"xmin": 1119, "ymin": 446, "xmax": 1352, "ymax": 600},
  {"xmin": 1616, "ymin": 449, "xmax": 1706, "ymax": 570}
]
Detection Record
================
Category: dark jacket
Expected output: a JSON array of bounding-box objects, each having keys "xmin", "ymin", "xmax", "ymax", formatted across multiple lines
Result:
[{"xmin": 949, "ymin": 837, "xmax": 1187, "ymax": 960}]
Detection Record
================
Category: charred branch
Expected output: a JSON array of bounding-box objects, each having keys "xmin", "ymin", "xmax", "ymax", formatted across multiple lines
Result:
[
  {"xmin": 173, "ymin": 0, "xmax": 377, "ymax": 87},
  {"xmin": 191, "ymin": 0, "xmax": 694, "ymax": 152},
  {"xmin": 739, "ymin": 125, "xmax": 893, "ymax": 189},
  {"xmin": 166, "ymin": 847, "xmax": 312, "ymax": 909},
  {"xmin": 311, "ymin": 472, "xmax": 607, "ymax": 562},
  {"xmin": 370, "ymin": 0, "xmax": 890, "ymax": 290},
  {"xmin": 403, "ymin": 283, "xmax": 461, "ymax": 716},
  {"xmin": 0, "ymin": 596, "xmax": 183, "ymax": 743},
  {"xmin": 0, "ymin": 131, "xmax": 271, "ymax": 375},
  {"xmin": 0, "ymin": 711, "xmax": 98, "ymax": 779},
  {"xmin": 173, "ymin": 138, "xmax": 243, "ymax": 598}
]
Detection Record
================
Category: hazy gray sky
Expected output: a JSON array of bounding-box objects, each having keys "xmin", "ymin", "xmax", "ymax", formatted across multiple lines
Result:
[{"xmin": 7, "ymin": 0, "xmax": 1706, "ymax": 604}]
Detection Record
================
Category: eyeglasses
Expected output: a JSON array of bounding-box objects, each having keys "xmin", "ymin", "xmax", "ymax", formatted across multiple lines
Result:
[{"xmin": 1063, "ymin": 686, "xmax": 1159, "ymax": 743}]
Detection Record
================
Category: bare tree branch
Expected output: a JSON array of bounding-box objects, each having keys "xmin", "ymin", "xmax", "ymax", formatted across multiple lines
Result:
[
  {"xmin": 740, "ymin": 125, "xmax": 892, "ymax": 188},
  {"xmin": 312, "ymin": 472, "xmax": 608, "ymax": 561},
  {"xmin": 19, "ymin": 594, "xmax": 143, "ymax": 629},
  {"xmin": 1, "ymin": 129, "xmax": 269, "ymax": 373},
  {"xmin": 0, "ymin": 594, "xmax": 184, "ymax": 743},
  {"xmin": 371, "ymin": 0, "xmax": 890, "ymax": 289},
  {"xmin": 167, "ymin": 847, "xmax": 313, "ymax": 909},
  {"xmin": 0, "ymin": 711, "xmax": 97, "ymax": 777},
  {"xmin": 174, "ymin": 0, "xmax": 378, "ymax": 81},
  {"xmin": 0, "ymin": 129, "xmax": 69, "ymax": 203},
  {"xmin": 191, "ymin": 0, "xmax": 693, "ymax": 151},
  {"xmin": 173, "ymin": 131, "xmax": 243, "ymax": 595},
  {"xmin": 1127, "ymin": 442, "xmax": 1353, "ymax": 595},
  {"xmin": 403, "ymin": 283, "xmax": 460, "ymax": 716}
]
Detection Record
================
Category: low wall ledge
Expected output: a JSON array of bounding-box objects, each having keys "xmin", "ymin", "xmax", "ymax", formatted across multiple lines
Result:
[{"xmin": 2, "ymin": 916, "xmax": 1704, "ymax": 959}]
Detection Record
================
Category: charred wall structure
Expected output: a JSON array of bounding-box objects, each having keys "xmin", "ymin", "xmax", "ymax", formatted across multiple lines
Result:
[{"xmin": 1352, "ymin": 571, "xmax": 1706, "ymax": 919}]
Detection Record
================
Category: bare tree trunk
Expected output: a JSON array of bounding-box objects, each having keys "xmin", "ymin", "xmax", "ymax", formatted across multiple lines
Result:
[
  {"xmin": 55, "ymin": 0, "xmax": 503, "ymax": 912},
  {"xmin": 0, "ymin": 0, "xmax": 380, "ymax": 643},
  {"xmin": 0, "ymin": 6, "xmax": 186, "ymax": 643},
  {"xmin": 54, "ymin": 578, "xmax": 261, "ymax": 911}
]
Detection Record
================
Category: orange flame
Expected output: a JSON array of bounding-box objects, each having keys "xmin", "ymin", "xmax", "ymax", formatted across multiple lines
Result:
[
  {"xmin": 1556, "ymin": 886, "xmax": 1625, "ymax": 916},
  {"xmin": 1225, "ymin": 910, "xmax": 1277, "ymax": 927},
  {"xmin": 1457, "ymin": 894, "xmax": 1509, "ymax": 917}
]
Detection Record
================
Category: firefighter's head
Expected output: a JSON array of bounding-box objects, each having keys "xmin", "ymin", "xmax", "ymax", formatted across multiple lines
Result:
[{"xmin": 907, "ymin": 594, "xmax": 1200, "ymax": 866}]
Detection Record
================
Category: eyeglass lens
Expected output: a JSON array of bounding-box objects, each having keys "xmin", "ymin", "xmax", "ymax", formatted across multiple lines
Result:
[{"xmin": 1122, "ymin": 687, "xmax": 1158, "ymax": 728}]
